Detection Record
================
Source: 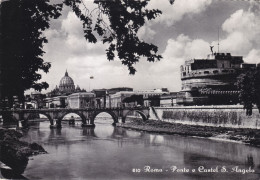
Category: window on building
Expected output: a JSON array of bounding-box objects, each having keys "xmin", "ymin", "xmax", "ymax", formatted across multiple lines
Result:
[
  {"xmin": 213, "ymin": 70, "xmax": 219, "ymax": 74},
  {"xmin": 204, "ymin": 71, "xmax": 210, "ymax": 74}
]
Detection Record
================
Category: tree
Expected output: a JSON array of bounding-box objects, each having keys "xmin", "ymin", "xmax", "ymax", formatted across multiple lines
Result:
[
  {"xmin": 0, "ymin": 0, "xmax": 62, "ymax": 105},
  {"xmin": 0, "ymin": 0, "xmax": 169, "ymax": 106},
  {"xmin": 236, "ymin": 67, "xmax": 260, "ymax": 115}
]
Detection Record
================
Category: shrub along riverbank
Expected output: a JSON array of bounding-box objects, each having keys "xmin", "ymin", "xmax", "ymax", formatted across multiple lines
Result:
[
  {"xmin": 117, "ymin": 119, "xmax": 260, "ymax": 147},
  {"xmin": 0, "ymin": 128, "xmax": 46, "ymax": 174}
]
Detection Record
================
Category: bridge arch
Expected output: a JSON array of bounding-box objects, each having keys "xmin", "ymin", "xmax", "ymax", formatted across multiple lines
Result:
[
  {"xmin": 37, "ymin": 113, "xmax": 52, "ymax": 122},
  {"xmin": 90, "ymin": 111, "xmax": 118, "ymax": 125},
  {"xmin": 59, "ymin": 112, "xmax": 86, "ymax": 122},
  {"xmin": 18, "ymin": 112, "xmax": 51, "ymax": 122},
  {"xmin": 122, "ymin": 110, "xmax": 148, "ymax": 123}
]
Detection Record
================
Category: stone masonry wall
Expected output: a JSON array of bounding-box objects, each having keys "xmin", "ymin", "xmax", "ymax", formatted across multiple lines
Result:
[{"xmin": 149, "ymin": 105, "xmax": 260, "ymax": 129}]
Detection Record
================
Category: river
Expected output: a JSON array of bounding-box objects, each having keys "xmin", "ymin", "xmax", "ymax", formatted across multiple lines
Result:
[{"xmin": 2, "ymin": 115, "xmax": 260, "ymax": 180}]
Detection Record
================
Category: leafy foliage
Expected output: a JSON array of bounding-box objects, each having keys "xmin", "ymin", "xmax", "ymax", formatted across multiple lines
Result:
[
  {"xmin": 236, "ymin": 68, "xmax": 260, "ymax": 115},
  {"xmin": 0, "ymin": 0, "xmax": 168, "ymax": 103},
  {"xmin": 63, "ymin": 0, "xmax": 163, "ymax": 74},
  {"xmin": 1, "ymin": 0, "xmax": 62, "ymax": 102}
]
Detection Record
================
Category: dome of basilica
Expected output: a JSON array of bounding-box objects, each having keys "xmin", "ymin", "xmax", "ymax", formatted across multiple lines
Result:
[
  {"xmin": 59, "ymin": 70, "xmax": 75, "ymax": 93},
  {"xmin": 60, "ymin": 71, "xmax": 74, "ymax": 85}
]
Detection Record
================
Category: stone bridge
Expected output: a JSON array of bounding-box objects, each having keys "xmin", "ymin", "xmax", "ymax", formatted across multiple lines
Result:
[{"xmin": 0, "ymin": 107, "xmax": 150, "ymax": 128}]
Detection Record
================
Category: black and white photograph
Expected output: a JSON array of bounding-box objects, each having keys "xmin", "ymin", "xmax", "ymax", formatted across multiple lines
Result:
[{"xmin": 1, "ymin": 0, "xmax": 260, "ymax": 179}]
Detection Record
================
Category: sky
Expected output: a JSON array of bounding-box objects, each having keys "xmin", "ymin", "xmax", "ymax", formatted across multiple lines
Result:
[{"xmin": 36, "ymin": 0, "xmax": 260, "ymax": 93}]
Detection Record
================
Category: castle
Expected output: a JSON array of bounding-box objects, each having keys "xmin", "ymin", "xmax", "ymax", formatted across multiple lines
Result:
[{"xmin": 177, "ymin": 52, "xmax": 257, "ymax": 105}]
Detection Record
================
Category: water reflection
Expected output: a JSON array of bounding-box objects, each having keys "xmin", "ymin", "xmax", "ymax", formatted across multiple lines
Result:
[
  {"xmin": 82, "ymin": 127, "xmax": 97, "ymax": 137},
  {"xmin": 9, "ymin": 120, "xmax": 260, "ymax": 179}
]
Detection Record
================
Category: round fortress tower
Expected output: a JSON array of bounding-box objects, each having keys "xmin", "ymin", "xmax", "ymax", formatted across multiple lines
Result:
[{"xmin": 178, "ymin": 52, "xmax": 244, "ymax": 105}]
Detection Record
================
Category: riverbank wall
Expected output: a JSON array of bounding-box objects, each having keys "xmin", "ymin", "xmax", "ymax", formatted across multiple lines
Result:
[{"xmin": 149, "ymin": 105, "xmax": 260, "ymax": 129}]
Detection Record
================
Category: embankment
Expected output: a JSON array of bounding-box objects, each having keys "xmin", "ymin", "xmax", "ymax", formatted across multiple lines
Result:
[
  {"xmin": 0, "ymin": 128, "xmax": 46, "ymax": 174},
  {"xmin": 118, "ymin": 118, "xmax": 260, "ymax": 147},
  {"xmin": 150, "ymin": 105, "xmax": 260, "ymax": 129}
]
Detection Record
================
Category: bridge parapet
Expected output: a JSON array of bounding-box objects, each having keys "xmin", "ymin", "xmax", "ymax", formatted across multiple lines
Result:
[{"xmin": 0, "ymin": 107, "xmax": 148, "ymax": 112}]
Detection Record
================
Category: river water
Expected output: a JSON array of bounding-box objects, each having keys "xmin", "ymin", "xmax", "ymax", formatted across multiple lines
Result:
[{"xmin": 3, "ymin": 115, "xmax": 260, "ymax": 180}]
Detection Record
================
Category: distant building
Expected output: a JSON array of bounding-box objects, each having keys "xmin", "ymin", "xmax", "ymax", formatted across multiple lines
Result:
[
  {"xmin": 45, "ymin": 96, "xmax": 67, "ymax": 108},
  {"xmin": 160, "ymin": 92, "xmax": 178, "ymax": 107},
  {"xmin": 106, "ymin": 87, "xmax": 133, "ymax": 108},
  {"xmin": 178, "ymin": 52, "xmax": 256, "ymax": 105},
  {"xmin": 108, "ymin": 91, "xmax": 135, "ymax": 108},
  {"xmin": 106, "ymin": 88, "xmax": 168, "ymax": 108},
  {"xmin": 92, "ymin": 89, "xmax": 107, "ymax": 108},
  {"xmin": 107, "ymin": 87, "xmax": 133, "ymax": 95},
  {"xmin": 67, "ymin": 92, "xmax": 95, "ymax": 109},
  {"xmin": 139, "ymin": 89, "xmax": 168, "ymax": 107}
]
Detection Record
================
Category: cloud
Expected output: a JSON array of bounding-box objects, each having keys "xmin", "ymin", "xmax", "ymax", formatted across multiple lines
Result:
[
  {"xmin": 248, "ymin": 0, "xmax": 260, "ymax": 15},
  {"xmin": 66, "ymin": 55, "xmax": 108, "ymax": 70},
  {"xmin": 219, "ymin": 32, "xmax": 253, "ymax": 55},
  {"xmin": 61, "ymin": 12, "xmax": 83, "ymax": 36},
  {"xmin": 219, "ymin": 6, "xmax": 260, "ymax": 56},
  {"xmin": 44, "ymin": 11, "xmax": 109, "ymax": 59},
  {"xmin": 44, "ymin": 29, "xmax": 61, "ymax": 39},
  {"xmin": 245, "ymin": 49, "xmax": 260, "ymax": 64},
  {"xmin": 148, "ymin": 0, "xmax": 212, "ymax": 26},
  {"xmin": 149, "ymin": 34, "xmax": 210, "ymax": 91},
  {"xmin": 61, "ymin": 12, "xmax": 103, "ymax": 55},
  {"xmin": 137, "ymin": 25, "xmax": 156, "ymax": 40},
  {"xmin": 222, "ymin": 10, "xmax": 254, "ymax": 34}
]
